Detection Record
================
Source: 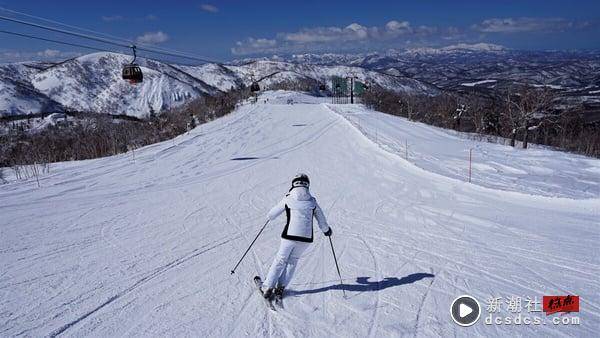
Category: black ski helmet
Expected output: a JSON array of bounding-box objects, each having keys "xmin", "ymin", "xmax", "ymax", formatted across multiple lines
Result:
[{"xmin": 291, "ymin": 173, "xmax": 310, "ymax": 190}]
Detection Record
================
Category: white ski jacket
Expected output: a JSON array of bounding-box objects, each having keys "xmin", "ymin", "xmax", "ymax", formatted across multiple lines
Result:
[{"xmin": 267, "ymin": 187, "xmax": 329, "ymax": 243}]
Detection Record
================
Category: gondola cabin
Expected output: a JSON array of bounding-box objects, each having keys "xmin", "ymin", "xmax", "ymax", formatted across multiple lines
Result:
[
  {"xmin": 250, "ymin": 82, "xmax": 260, "ymax": 92},
  {"xmin": 122, "ymin": 64, "xmax": 143, "ymax": 84}
]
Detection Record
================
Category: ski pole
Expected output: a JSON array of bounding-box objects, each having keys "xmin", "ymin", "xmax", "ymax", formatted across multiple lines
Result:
[
  {"xmin": 230, "ymin": 220, "xmax": 270, "ymax": 275},
  {"xmin": 328, "ymin": 236, "xmax": 346, "ymax": 297}
]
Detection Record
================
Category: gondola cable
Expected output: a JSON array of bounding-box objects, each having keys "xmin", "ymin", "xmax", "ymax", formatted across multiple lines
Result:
[
  {"xmin": 0, "ymin": 14, "xmax": 219, "ymax": 64},
  {"xmin": 0, "ymin": 6, "xmax": 214, "ymax": 63},
  {"xmin": 0, "ymin": 29, "xmax": 115, "ymax": 54},
  {"xmin": 1, "ymin": 29, "xmax": 191, "ymax": 84}
]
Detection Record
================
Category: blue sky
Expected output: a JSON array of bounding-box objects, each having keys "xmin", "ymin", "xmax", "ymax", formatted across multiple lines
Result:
[{"xmin": 0, "ymin": 0, "xmax": 599, "ymax": 63}]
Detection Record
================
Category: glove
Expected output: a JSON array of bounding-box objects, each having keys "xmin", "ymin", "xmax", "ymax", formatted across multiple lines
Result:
[{"xmin": 324, "ymin": 228, "xmax": 332, "ymax": 237}]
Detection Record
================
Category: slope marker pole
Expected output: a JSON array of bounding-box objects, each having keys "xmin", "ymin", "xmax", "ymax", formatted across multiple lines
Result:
[{"xmin": 469, "ymin": 148, "xmax": 472, "ymax": 183}]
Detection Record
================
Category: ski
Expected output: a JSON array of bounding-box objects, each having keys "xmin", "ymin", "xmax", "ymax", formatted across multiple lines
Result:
[{"xmin": 253, "ymin": 276, "xmax": 276, "ymax": 311}]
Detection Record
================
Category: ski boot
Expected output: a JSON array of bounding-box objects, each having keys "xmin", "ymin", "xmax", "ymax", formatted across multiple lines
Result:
[
  {"xmin": 263, "ymin": 287, "xmax": 274, "ymax": 300},
  {"xmin": 275, "ymin": 286, "xmax": 285, "ymax": 299},
  {"xmin": 274, "ymin": 285, "xmax": 285, "ymax": 306}
]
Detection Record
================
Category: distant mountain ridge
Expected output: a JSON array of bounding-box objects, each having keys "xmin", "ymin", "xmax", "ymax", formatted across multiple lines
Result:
[
  {"xmin": 1, "ymin": 45, "xmax": 599, "ymax": 118},
  {"xmin": 0, "ymin": 52, "xmax": 439, "ymax": 118},
  {"xmin": 232, "ymin": 43, "xmax": 509, "ymax": 66}
]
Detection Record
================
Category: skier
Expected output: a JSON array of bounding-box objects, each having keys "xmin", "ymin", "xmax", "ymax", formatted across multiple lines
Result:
[{"xmin": 261, "ymin": 173, "xmax": 331, "ymax": 301}]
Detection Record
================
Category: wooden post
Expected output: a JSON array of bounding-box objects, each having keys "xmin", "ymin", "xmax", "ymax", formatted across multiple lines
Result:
[
  {"xmin": 350, "ymin": 77, "xmax": 354, "ymax": 104},
  {"xmin": 33, "ymin": 162, "xmax": 40, "ymax": 188},
  {"xmin": 468, "ymin": 148, "xmax": 472, "ymax": 183}
]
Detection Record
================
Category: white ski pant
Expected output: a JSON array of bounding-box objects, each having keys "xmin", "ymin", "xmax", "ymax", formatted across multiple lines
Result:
[{"xmin": 264, "ymin": 238, "xmax": 310, "ymax": 289}]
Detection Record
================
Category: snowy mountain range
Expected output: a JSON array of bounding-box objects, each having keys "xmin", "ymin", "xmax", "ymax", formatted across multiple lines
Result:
[
  {"xmin": 1, "ymin": 53, "xmax": 223, "ymax": 118},
  {"xmin": 0, "ymin": 52, "xmax": 437, "ymax": 118},
  {"xmin": 240, "ymin": 44, "xmax": 599, "ymax": 94},
  {"xmin": 403, "ymin": 43, "xmax": 508, "ymax": 55},
  {"xmin": 274, "ymin": 46, "xmax": 600, "ymax": 117},
  {"xmin": 233, "ymin": 43, "xmax": 509, "ymax": 65},
  {"xmin": 0, "ymin": 62, "xmax": 64, "ymax": 116},
  {"xmin": 1, "ymin": 45, "xmax": 599, "ymax": 118}
]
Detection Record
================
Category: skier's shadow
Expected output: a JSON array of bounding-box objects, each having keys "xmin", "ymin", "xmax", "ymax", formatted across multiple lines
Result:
[{"xmin": 290, "ymin": 273, "xmax": 434, "ymax": 296}]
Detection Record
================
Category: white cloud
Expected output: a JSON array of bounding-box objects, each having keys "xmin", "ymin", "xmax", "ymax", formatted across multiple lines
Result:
[
  {"xmin": 283, "ymin": 27, "xmax": 341, "ymax": 43},
  {"xmin": 472, "ymin": 17, "xmax": 571, "ymax": 33},
  {"xmin": 282, "ymin": 24, "xmax": 369, "ymax": 43},
  {"xmin": 231, "ymin": 38, "xmax": 277, "ymax": 55},
  {"xmin": 200, "ymin": 4, "xmax": 219, "ymax": 13},
  {"xmin": 231, "ymin": 20, "xmax": 442, "ymax": 55},
  {"xmin": 0, "ymin": 49, "xmax": 81, "ymax": 63},
  {"xmin": 136, "ymin": 31, "xmax": 169, "ymax": 44},
  {"xmin": 385, "ymin": 20, "xmax": 410, "ymax": 32},
  {"xmin": 230, "ymin": 16, "xmax": 592, "ymax": 56},
  {"xmin": 37, "ymin": 49, "xmax": 61, "ymax": 58},
  {"xmin": 345, "ymin": 23, "xmax": 369, "ymax": 39}
]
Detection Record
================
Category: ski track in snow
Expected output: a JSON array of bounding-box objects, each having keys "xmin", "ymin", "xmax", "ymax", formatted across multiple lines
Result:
[{"xmin": 1, "ymin": 91, "xmax": 599, "ymax": 337}]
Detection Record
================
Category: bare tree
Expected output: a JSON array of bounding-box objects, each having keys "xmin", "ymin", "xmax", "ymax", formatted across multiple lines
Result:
[
  {"xmin": 362, "ymin": 85, "xmax": 598, "ymax": 157},
  {"xmin": 504, "ymin": 86, "xmax": 555, "ymax": 149},
  {"xmin": 400, "ymin": 93, "xmax": 418, "ymax": 120},
  {"xmin": 465, "ymin": 95, "xmax": 489, "ymax": 134},
  {"xmin": 0, "ymin": 88, "xmax": 251, "ymax": 168}
]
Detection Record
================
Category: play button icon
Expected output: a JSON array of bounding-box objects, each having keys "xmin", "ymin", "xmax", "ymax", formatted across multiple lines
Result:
[
  {"xmin": 451, "ymin": 295, "xmax": 481, "ymax": 326},
  {"xmin": 460, "ymin": 303, "xmax": 473, "ymax": 317}
]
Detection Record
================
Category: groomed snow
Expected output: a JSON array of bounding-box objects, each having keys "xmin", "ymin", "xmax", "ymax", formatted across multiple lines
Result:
[
  {"xmin": 1, "ymin": 91, "xmax": 598, "ymax": 337},
  {"xmin": 328, "ymin": 102, "xmax": 600, "ymax": 199}
]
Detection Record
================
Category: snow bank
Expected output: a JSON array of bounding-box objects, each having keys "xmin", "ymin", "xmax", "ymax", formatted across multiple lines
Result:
[{"xmin": 328, "ymin": 103, "xmax": 599, "ymax": 199}]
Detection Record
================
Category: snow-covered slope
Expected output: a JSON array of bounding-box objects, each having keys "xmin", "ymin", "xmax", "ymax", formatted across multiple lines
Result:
[
  {"xmin": 0, "ymin": 53, "xmax": 221, "ymax": 118},
  {"xmin": 328, "ymin": 103, "xmax": 600, "ymax": 199},
  {"xmin": 176, "ymin": 63, "xmax": 244, "ymax": 92},
  {"xmin": 31, "ymin": 53, "xmax": 218, "ymax": 118},
  {"xmin": 4, "ymin": 49, "xmax": 595, "ymax": 119},
  {"xmin": 227, "ymin": 60, "xmax": 439, "ymax": 94},
  {"xmin": 0, "ymin": 53, "xmax": 438, "ymax": 117},
  {"xmin": 1, "ymin": 91, "xmax": 598, "ymax": 337},
  {"xmin": 238, "ymin": 50, "xmax": 599, "ymax": 112},
  {"xmin": 0, "ymin": 62, "xmax": 64, "ymax": 115}
]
